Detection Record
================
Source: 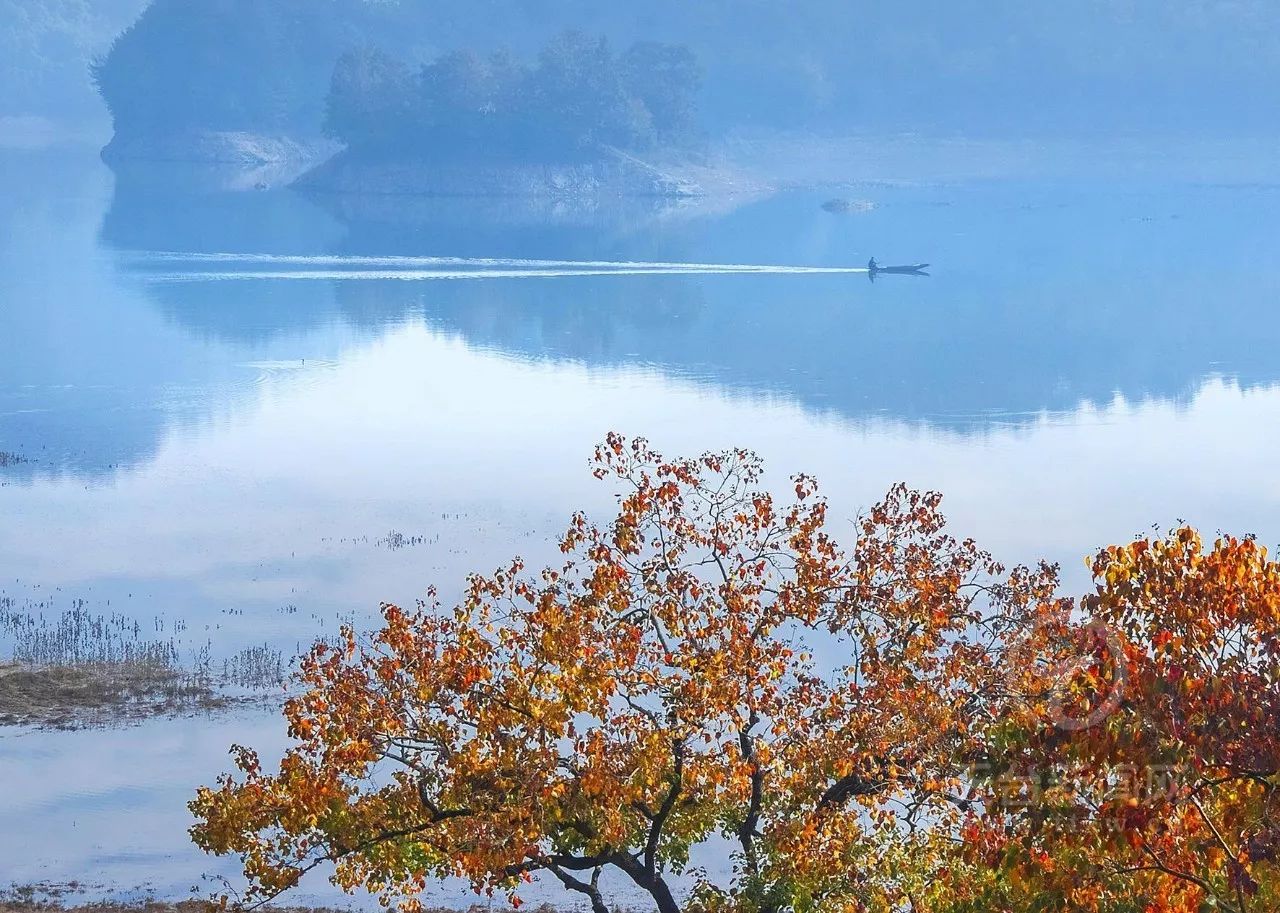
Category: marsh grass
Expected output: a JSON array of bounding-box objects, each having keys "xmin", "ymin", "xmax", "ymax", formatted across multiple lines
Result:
[
  {"xmin": 219, "ymin": 643, "xmax": 285, "ymax": 688},
  {"xmin": 0, "ymin": 597, "xmax": 288, "ymax": 728},
  {"xmin": 3, "ymin": 601, "xmax": 183, "ymax": 667},
  {"xmin": 374, "ymin": 530, "xmax": 428, "ymax": 551}
]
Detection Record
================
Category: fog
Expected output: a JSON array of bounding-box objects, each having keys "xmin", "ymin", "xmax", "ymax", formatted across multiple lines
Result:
[{"xmin": 6, "ymin": 0, "xmax": 1280, "ymax": 149}]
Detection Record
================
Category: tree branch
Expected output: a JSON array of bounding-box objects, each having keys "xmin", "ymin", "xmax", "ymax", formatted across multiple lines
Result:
[
  {"xmin": 646, "ymin": 737, "xmax": 685, "ymax": 875},
  {"xmin": 737, "ymin": 711, "xmax": 763, "ymax": 876},
  {"xmin": 548, "ymin": 864, "xmax": 610, "ymax": 913}
]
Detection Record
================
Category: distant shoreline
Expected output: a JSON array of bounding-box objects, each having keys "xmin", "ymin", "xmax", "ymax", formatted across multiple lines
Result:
[
  {"xmin": 96, "ymin": 129, "xmax": 731, "ymax": 200},
  {"xmin": 91, "ymin": 129, "xmax": 1280, "ymax": 196}
]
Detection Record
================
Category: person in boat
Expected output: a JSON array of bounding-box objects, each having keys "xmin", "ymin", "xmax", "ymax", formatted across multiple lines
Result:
[{"xmin": 867, "ymin": 257, "xmax": 878, "ymax": 271}]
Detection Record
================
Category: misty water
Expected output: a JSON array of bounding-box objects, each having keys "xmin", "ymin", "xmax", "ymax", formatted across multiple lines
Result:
[{"xmin": 3, "ymin": 145, "xmax": 1280, "ymax": 904}]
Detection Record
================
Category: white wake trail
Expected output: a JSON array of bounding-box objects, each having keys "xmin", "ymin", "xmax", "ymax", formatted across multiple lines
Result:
[
  {"xmin": 128, "ymin": 250, "xmax": 869, "ymax": 277},
  {"xmin": 147, "ymin": 265, "xmax": 869, "ymax": 282}
]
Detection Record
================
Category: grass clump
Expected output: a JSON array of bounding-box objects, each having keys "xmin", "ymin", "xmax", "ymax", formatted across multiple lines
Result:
[{"xmin": 0, "ymin": 598, "xmax": 287, "ymax": 729}]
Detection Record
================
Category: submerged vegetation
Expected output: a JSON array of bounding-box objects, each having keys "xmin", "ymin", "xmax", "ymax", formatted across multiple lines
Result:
[
  {"xmin": 2, "ymin": 598, "xmax": 188, "ymax": 667},
  {"xmin": 190, "ymin": 435, "xmax": 1280, "ymax": 913}
]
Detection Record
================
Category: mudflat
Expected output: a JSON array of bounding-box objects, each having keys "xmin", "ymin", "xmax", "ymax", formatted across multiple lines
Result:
[{"xmin": 0, "ymin": 661, "xmax": 229, "ymax": 729}]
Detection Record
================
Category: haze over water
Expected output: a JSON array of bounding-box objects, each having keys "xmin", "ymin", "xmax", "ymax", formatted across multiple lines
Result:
[{"xmin": 3, "ymin": 143, "xmax": 1280, "ymax": 904}]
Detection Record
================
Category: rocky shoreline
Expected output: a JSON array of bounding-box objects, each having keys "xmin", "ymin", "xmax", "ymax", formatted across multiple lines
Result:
[
  {"xmin": 295, "ymin": 148, "xmax": 703, "ymax": 198},
  {"xmin": 101, "ymin": 130, "xmax": 337, "ymax": 168},
  {"xmin": 99, "ymin": 130, "xmax": 339, "ymax": 192},
  {"xmin": 97, "ymin": 129, "xmax": 735, "ymax": 201}
]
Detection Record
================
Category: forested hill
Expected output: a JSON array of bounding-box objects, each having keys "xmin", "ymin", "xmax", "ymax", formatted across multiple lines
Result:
[
  {"xmin": 321, "ymin": 36, "xmax": 701, "ymax": 162},
  {"xmin": 93, "ymin": 0, "xmax": 378, "ymax": 136},
  {"xmin": 87, "ymin": 0, "xmax": 1280, "ymax": 143}
]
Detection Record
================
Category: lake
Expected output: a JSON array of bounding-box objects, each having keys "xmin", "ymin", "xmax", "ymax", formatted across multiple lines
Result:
[{"xmin": 3, "ymin": 144, "xmax": 1280, "ymax": 905}]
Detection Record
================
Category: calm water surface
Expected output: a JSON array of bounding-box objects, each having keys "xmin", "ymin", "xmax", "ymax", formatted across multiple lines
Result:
[{"xmin": 3, "ymin": 147, "xmax": 1280, "ymax": 904}]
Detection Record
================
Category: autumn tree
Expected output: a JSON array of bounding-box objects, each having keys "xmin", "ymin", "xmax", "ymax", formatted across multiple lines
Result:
[
  {"xmin": 190, "ymin": 434, "xmax": 1062, "ymax": 913},
  {"xmin": 939, "ymin": 529, "xmax": 1280, "ymax": 913}
]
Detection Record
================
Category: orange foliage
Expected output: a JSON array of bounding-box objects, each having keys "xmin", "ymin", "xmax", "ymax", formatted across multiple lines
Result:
[
  {"xmin": 190, "ymin": 435, "xmax": 1060, "ymax": 913},
  {"xmin": 190, "ymin": 437, "xmax": 1279, "ymax": 913},
  {"xmin": 940, "ymin": 530, "xmax": 1280, "ymax": 913}
]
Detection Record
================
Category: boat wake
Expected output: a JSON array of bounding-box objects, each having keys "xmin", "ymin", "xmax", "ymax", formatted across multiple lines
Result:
[{"xmin": 125, "ymin": 250, "xmax": 871, "ymax": 281}]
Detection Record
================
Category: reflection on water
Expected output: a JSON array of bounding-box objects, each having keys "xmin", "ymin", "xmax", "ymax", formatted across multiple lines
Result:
[{"xmin": 2, "ymin": 148, "xmax": 1280, "ymax": 903}]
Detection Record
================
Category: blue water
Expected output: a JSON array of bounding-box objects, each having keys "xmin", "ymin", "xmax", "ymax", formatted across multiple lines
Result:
[{"xmin": 3, "ymin": 146, "xmax": 1280, "ymax": 904}]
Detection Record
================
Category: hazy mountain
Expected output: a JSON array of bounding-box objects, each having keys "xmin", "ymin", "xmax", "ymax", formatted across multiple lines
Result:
[
  {"xmin": 0, "ymin": 0, "xmax": 148, "ymax": 138},
  {"xmin": 85, "ymin": 0, "xmax": 1280, "ymax": 146}
]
